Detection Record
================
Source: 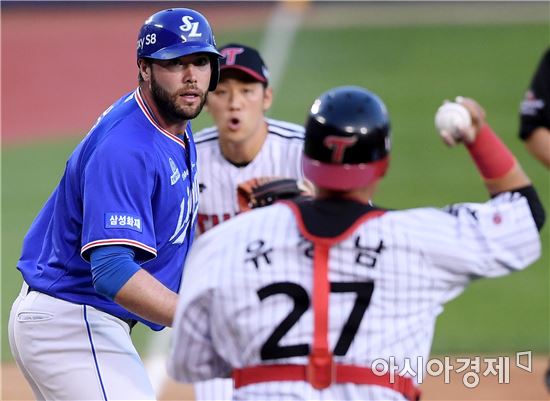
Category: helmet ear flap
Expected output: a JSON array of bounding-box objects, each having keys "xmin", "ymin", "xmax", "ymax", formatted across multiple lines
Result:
[{"xmin": 209, "ymin": 55, "xmax": 220, "ymax": 91}]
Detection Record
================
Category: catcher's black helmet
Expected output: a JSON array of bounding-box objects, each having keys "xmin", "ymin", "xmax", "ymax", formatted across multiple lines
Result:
[{"xmin": 303, "ymin": 86, "xmax": 391, "ymax": 190}]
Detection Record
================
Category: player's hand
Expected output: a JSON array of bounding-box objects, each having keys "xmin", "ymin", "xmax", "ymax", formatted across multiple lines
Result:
[
  {"xmin": 297, "ymin": 178, "xmax": 315, "ymax": 197},
  {"xmin": 435, "ymin": 96, "xmax": 486, "ymax": 147},
  {"xmin": 456, "ymin": 96, "xmax": 486, "ymax": 137}
]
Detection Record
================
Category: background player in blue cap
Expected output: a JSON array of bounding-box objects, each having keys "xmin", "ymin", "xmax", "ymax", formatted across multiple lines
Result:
[{"xmin": 8, "ymin": 8, "xmax": 221, "ymax": 400}]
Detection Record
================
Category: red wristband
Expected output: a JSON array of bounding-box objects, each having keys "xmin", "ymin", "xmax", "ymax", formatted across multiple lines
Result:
[{"xmin": 466, "ymin": 124, "xmax": 516, "ymax": 179}]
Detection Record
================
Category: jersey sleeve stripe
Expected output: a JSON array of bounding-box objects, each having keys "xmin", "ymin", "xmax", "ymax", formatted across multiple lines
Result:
[
  {"xmin": 267, "ymin": 127, "xmax": 305, "ymax": 141},
  {"xmin": 194, "ymin": 127, "xmax": 219, "ymax": 143},
  {"xmin": 195, "ymin": 134, "xmax": 219, "ymax": 145},
  {"xmin": 266, "ymin": 118, "xmax": 305, "ymax": 134},
  {"xmin": 81, "ymin": 239, "xmax": 157, "ymax": 260}
]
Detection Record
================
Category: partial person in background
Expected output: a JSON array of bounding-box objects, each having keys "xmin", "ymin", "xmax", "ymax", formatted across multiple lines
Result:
[
  {"xmin": 518, "ymin": 46, "xmax": 550, "ymax": 395},
  {"xmin": 168, "ymin": 86, "xmax": 544, "ymax": 400},
  {"xmin": 8, "ymin": 8, "xmax": 221, "ymax": 400},
  {"xmin": 195, "ymin": 43, "xmax": 305, "ymax": 235},
  {"xmin": 192, "ymin": 42, "xmax": 305, "ymax": 401},
  {"xmin": 519, "ymin": 47, "xmax": 550, "ymax": 168}
]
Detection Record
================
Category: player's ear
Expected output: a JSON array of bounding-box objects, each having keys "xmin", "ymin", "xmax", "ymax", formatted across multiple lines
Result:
[
  {"xmin": 138, "ymin": 59, "xmax": 152, "ymax": 82},
  {"xmin": 263, "ymin": 86, "xmax": 273, "ymax": 112}
]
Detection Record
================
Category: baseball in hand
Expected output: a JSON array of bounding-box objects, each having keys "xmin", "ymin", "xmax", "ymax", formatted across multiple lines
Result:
[{"xmin": 434, "ymin": 101, "xmax": 474, "ymax": 146}]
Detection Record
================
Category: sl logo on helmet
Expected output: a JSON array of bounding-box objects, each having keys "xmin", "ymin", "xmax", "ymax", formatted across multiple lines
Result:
[{"xmin": 179, "ymin": 16, "xmax": 203, "ymax": 42}]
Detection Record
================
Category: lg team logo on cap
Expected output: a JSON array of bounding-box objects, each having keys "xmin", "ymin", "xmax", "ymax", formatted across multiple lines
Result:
[
  {"xmin": 179, "ymin": 16, "xmax": 202, "ymax": 42},
  {"xmin": 221, "ymin": 47, "xmax": 244, "ymax": 65}
]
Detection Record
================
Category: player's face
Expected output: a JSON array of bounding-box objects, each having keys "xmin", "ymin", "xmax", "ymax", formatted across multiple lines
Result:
[
  {"xmin": 150, "ymin": 54, "xmax": 211, "ymax": 122},
  {"xmin": 206, "ymin": 78, "xmax": 273, "ymax": 144}
]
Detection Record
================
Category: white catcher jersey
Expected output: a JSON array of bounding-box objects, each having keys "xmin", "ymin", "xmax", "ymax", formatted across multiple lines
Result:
[
  {"xmin": 168, "ymin": 192, "xmax": 540, "ymax": 400},
  {"xmin": 194, "ymin": 118, "xmax": 304, "ymax": 234}
]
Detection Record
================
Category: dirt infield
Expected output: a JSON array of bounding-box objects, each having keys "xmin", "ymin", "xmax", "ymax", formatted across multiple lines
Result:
[{"xmin": 3, "ymin": 357, "xmax": 549, "ymax": 400}]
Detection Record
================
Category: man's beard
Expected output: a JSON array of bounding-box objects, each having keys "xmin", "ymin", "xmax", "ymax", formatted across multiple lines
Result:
[{"xmin": 150, "ymin": 75, "xmax": 207, "ymax": 123}]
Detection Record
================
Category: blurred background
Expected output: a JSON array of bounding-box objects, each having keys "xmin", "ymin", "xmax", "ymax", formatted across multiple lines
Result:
[{"xmin": 2, "ymin": 1, "xmax": 549, "ymax": 399}]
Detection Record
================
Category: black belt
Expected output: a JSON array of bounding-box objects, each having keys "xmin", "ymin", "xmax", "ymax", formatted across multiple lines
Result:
[
  {"xmin": 118, "ymin": 317, "xmax": 138, "ymax": 330},
  {"xmin": 26, "ymin": 285, "xmax": 137, "ymax": 331}
]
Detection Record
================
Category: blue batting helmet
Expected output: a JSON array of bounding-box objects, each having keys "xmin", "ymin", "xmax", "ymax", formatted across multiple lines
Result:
[{"xmin": 137, "ymin": 8, "xmax": 222, "ymax": 91}]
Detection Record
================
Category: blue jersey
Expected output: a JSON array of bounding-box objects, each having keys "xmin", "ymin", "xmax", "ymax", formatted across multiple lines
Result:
[{"xmin": 18, "ymin": 88, "xmax": 199, "ymax": 330}]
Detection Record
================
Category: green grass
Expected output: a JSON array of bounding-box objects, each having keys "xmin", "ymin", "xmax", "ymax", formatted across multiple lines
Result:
[{"xmin": 3, "ymin": 22, "xmax": 549, "ymax": 360}]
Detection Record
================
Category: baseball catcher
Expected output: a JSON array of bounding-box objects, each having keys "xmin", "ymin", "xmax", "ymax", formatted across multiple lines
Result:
[{"xmin": 168, "ymin": 86, "xmax": 544, "ymax": 400}]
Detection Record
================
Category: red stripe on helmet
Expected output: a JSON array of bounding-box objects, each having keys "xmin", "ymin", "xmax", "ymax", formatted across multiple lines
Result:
[{"xmin": 302, "ymin": 156, "xmax": 389, "ymax": 191}]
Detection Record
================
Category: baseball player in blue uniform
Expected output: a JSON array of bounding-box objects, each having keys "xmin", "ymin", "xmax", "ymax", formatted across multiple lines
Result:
[{"xmin": 8, "ymin": 8, "xmax": 221, "ymax": 400}]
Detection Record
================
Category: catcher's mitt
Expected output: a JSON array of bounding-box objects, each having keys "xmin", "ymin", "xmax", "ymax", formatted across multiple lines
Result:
[{"xmin": 237, "ymin": 177, "xmax": 306, "ymax": 212}]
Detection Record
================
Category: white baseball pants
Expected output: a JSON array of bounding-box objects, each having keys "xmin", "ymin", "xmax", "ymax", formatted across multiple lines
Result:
[{"xmin": 9, "ymin": 282, "xmax": 156, "ymax": 400}]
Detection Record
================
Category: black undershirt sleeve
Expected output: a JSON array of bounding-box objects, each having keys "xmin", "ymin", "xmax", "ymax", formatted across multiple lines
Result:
[{"xmin": 493, "ymin": 185, "xmax": 546, "ymax": 231}]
